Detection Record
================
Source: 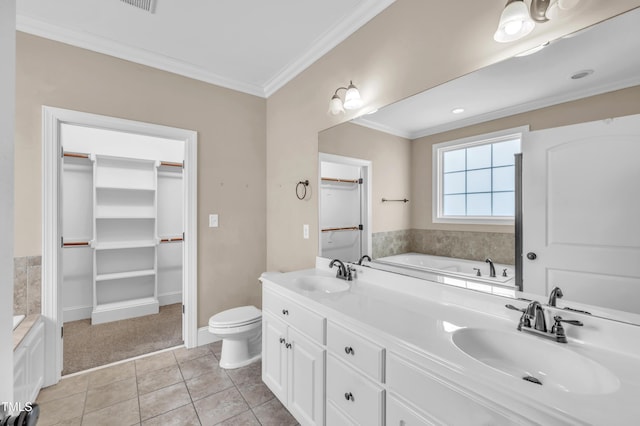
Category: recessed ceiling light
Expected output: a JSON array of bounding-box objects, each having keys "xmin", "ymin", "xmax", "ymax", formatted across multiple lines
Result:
[
  {"xmin": 571, "ymin": 69, "xmax": 594, "ymax": 80},
  {"xmin": 452, "ymin": 108, "xmax": 465, "ymax": 114}
]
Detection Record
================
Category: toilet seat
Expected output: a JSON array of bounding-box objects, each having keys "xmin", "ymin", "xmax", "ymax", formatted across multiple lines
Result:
[{"xmin": 209, "ymin": 305, "xmax": 261, "ymax": 329}]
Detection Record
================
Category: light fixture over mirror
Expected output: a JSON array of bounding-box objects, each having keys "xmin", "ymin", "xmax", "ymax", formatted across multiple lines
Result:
[
  {"xmin": 328, "ymin": 81, "xmax": 363, "ymax": 115},
  {"xmin": 494, "ymin": 0, "xmax": 581, "ymax": 43}
]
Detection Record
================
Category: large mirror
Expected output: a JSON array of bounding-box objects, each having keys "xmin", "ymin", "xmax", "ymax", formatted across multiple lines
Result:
[{"xmin": 319, "ymin": 8, "xmax": 640, "ymax": 324}]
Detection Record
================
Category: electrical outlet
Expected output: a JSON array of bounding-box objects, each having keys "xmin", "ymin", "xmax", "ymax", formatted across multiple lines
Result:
[{"xmin": 303, "ymin": 224, "xmax": 309, "ymax": 239}]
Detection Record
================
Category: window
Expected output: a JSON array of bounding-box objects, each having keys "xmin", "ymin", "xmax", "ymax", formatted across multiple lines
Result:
[{"xmin": 433, "ymin": 128, "xmax": 525, "ymax": 224}]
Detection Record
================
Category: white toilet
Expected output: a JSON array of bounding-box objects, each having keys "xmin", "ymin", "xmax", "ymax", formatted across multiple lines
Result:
[{"xmin": 208, "ymin": 305, "xmax": 262, "ymax": 369}]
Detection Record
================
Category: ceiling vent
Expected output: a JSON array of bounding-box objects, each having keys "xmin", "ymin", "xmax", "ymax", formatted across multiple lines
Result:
[{"xmin": 120, "ymin": 0, "xmax": 156, "ymax": 13}]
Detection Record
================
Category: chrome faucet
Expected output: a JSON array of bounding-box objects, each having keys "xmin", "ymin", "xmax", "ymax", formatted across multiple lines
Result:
[
  {"xmin": 524, "ymin": 301, "xmax": 547, "ymax": 332},
  {"xmin": 548, "ymin": 286, "xmax": 563, "ymax": 307},
  {"xmin": 485, "ymin": 258, "xmax": 496, "ymax": 278},
  {"xmin": 506, "ymin": 301, "xmax": 583, "ymax": 343},
  {"xmin": 329, "ymin": 259, "xmax": 353, "ymax": 281},
  {"xmin": 357, "ymin": 255, "xmax": 372, "ymax": 265}
]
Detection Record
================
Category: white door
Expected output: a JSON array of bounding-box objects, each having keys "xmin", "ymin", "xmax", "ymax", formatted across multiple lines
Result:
[
  {"xmin": 522, "ymin": 114, "xmax": 640, "ymax": 313},
  {"xmin": 287, "ymin": 327, "xmax": 325, "ymax": 426}
]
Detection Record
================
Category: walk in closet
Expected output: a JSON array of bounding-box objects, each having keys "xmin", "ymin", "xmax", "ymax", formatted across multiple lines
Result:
[{"xmin": 61, "ymin": 124, "xmax": 184, "ymax": 325}]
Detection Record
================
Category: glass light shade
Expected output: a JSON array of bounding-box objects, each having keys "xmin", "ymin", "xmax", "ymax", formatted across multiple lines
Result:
[
  {"xmin": 494, "ymin": 0, "xmax": 535, "ymax": 43},
  {"xmin": 328, "ymin": 94, "xmax": 345, "ymax": 115},
  {"xmin": 546, "ymin": 0, "xmax": 579, "ymax": 20},
  {"xmin": 343, "ymin": 82, "xmax": 363, "ymax": 110}
]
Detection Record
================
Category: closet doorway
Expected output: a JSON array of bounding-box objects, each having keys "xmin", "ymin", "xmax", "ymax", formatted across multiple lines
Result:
[
  {"xmin": 42, "ymin": 107, "xmax": 197, "ymax": 386},
  {"xmin": 318, "ymin": 153, "xmax": 372, "ymax": 262}
]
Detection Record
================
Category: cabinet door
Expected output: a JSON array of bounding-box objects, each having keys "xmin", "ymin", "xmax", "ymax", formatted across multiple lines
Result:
[
  {"xmin": 288, "ymin": 327, "xmax": 325, "ymax": 426},
  {"xmin": 262, "ymin": 312, "xmax": 288, "ymax": 404},
  {"xmin": 26, "ymin": 321, "xmax": 45, "ymax": 402}
]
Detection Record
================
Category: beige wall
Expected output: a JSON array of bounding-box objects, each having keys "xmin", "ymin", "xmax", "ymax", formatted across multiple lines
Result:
[
  {"xmin": 319, "ymin": 122, "xmax": 411, "ymax": 233},
  {"xmin": 266, "ymin": 0, "xmax": 640, "ymax": 272},
  {"xmin": 411, "ymin": 85, "xmax": 640, "ymax": 233},
  {"xmin": 15, "ymin": 33, "xmax": 267, "ymax": 326}
]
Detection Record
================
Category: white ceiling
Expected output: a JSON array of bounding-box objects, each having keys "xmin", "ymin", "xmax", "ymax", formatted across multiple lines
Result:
[
  {"xmin": 354, "ymin": 7, "xmax": 640, "ymax": 139},
  {"xmin": 16, "ymin": 0, "xmax": 395, "ymax": 97}
]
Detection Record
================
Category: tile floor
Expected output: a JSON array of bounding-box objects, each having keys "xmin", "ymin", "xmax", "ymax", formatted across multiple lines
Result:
[{"xmin": 36, "ymin": 342, "xmax": 299, "ymax": 426}]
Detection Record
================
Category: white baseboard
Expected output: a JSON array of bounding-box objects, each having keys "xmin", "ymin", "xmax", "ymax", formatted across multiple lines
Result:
[
  {"xmin": 63, "ymin": 305, "xmax": 92, "ymax": 322},
  {"xmin": 158, "ymin": 291, "xmax": 182, "ymax": 306},
  {"xmin": 197, "ymin": 326, "xmax": 220, "ymax": 347}
]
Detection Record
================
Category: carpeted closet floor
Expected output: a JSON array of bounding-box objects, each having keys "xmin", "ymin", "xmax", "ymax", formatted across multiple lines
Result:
[{"xmin": 63, "ymin": 303, "xmax": 183, "ymax": 375}]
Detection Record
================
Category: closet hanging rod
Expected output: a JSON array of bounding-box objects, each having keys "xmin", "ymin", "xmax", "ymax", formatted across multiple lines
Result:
[
  {"xmin": 63, "ymin": 152, "xmax": 90, "ymax": 159},
  {"xmin": 382, "ymin": 198, "xmax": 409, "ymax": 203},
  {"xmin": 321, "ymin": 226, "xmax": 361, "ymax": 232},
  {"xmin": 160, "ymin": 161, "xmax": 183, "ymax": 168},
  {"xmin": 63, "ymin": 241, "xmax": 90, "ymax": 247},
  {"xmin": 160, "ymin": 236, "xmax": 184, "ymax": 243},
  {"xmin": 321, "ymin": 177, "xmax": 360, "ymax": 184}
]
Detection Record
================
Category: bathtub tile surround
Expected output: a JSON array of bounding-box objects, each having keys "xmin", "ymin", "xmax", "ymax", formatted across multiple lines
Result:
[
  {"xmin": 36, "ymin": 342, "xmax": 299, "ymax": 426},
  {"xmin": 372, "ymin": 229, "xmax": 514, "ymax": 265},
  {"xmin": 371, "ymin": 229, "xmax": 412, "ymax": 258},
  {"xmin": 13, "ymin": 255, "xmax": 41, "ymax": 316}
]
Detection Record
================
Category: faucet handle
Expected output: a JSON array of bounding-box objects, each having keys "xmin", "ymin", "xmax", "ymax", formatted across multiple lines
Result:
[
  {"xmin": 505, "ymin": 304, "xmax": 525, "ymax": 313},
  {"xmin": 551, "ymin": 316, "xmax": 583, "ymax": 343}
]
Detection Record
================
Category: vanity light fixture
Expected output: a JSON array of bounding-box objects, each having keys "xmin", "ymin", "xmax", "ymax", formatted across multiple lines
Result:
[
  {"xmin": 494, "ymin": 0, "xmax": 580, "ymax": 43},
  {"xmin": 328, "ymin": 81, "xmax": 363, "ymax": 115}
]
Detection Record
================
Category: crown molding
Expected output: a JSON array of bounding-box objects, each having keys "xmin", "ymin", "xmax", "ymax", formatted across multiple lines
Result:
[
  {"xmin": 16, "ymin": 15, "xmax": 266, "ymax": 97},
  {"xmin": 262, "ymin": 0, "xmax": 397, "ymax": 97},
  {"xmin": 17, "ymin": 0, "xmax": 397, "ymax": 99},
  {"xmin": 351, "ymin": 116, "xmax": 412, "ymax": 139}
]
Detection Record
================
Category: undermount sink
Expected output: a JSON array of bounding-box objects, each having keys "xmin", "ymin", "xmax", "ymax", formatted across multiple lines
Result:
[
  {"xmin": 451, "ymin": 328, "xmax": 620, "ymax": 395},
  {"xmin": 292, "ymin": 275, "xmax": 350, "ymax": 294}
]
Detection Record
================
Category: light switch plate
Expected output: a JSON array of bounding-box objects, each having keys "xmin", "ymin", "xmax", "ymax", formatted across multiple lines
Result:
[
  {"xmin": 209, "ymin": 214, "xmax": 219, "ymax": 228},
  {"xmin": 303, "ymin": 224, "xmax": 309, "ymax": 239}
]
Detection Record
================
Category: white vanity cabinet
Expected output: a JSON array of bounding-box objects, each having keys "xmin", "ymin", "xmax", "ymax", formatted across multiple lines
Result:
[
  {"xmin": 325, "ymin": 321, "xmax": 385, "ymax": 425},
  {"xmin": 262, "ymin": 288, "xmax": 326, "ymax": 426},
  {"xmin": 14, "ymin": 318, "xmax": 45, "ymax": 405},
  {"xmin": 386, "ymin": 353, "xmax": 525, "ymax": 426}
]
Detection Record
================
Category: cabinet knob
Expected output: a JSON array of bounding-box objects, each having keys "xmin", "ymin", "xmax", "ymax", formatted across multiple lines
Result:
[
  {"xmin": 344, "ymin": 392, "xmax": 354, "ymax": 401},
  {"xmin": 285, "ymin": 342, "xmax": 292, "ymax": 349},
  {"xmin": 344, "ymin": 346, "xmax": 354, "ymax": 355},
  {"xmin": 279, "ymin": 338, "xmax": 285, "ymax": 344},
  {"xmin": 282, "ymin": 309, "xmax": 289, "ymax": 315}
]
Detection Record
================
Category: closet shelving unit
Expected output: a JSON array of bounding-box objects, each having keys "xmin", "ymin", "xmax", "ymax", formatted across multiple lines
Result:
[{"xmin": 91, "ymin": 155, "xmax": 160, "ymax": 324}]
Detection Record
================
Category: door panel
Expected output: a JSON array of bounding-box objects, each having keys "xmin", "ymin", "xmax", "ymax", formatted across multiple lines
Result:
[{"xmin": 522, "ymin": 114, "xmax": 640, "ymax": 313}]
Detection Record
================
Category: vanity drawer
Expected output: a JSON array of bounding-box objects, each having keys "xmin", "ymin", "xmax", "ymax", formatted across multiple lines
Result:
[
  {"xmin": 327, "ymin": 321, "xmax": 385, "ymax": 382},
  {"xmin": 327, "ymin": 354, "xmax": 384, "ymax": 426},
  {"xmin": 262, "ymin": 288, "xmax": 325, "ymax": 345},
  {"xmin": 387, "ymin": 353, "xmax": 522, "ymax": 426}
]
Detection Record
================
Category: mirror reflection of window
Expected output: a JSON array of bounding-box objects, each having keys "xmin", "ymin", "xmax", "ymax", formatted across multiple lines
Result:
[{"xmin": 434, "ymin": 128, "xmax": 524, "ymax": 224}]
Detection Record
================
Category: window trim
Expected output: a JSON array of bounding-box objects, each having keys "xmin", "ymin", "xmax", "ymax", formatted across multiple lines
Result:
[{"xmin": 432, "ymin": 126, "xmax": 528, "ymax": 225}]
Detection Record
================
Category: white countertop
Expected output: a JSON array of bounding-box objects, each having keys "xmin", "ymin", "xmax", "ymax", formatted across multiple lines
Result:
[{"xmin": 260, "ymin": 258, "xmax": 640, "ymax": 425}]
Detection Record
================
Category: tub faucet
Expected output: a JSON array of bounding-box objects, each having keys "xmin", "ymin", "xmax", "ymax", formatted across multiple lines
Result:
[
  {"xmin": 485, "ymin": 258, "xmax": 496, "ymax": 278},
  {"xmin": 329, "ymin": 259, "xmax": 352, "ymax": 281},
  {"xmin": 548, "ymin": 286, "xmax": 563, "ymax": 307}
]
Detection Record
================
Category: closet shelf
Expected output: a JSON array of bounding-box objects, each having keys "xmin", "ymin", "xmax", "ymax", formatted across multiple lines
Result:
[
  {"xmin": 96, "ymin": 269, "xmax": 155, "ymax": 282},
  {"xmin": 321, "ymin": 177, "xmax": 361, "ymax": 184},
  {"xmin": 95, "ymin": 240, "xmax": 157, "ymax": 250},
  {"xmin": 95, "ymin": 214, "xmax": 156, "ymax": 219},
  {"xmin": 95, "ymin": 185, "xmax": 155, "ymax": 192}
]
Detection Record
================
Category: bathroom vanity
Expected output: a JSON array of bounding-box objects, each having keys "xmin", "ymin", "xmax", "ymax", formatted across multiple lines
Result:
[
  {"xmin": 13, "ymin": 315, "xmax": 44, "ymax": 407},
  {"xmin": 260, "ymin": 259, "xmax": 640, "ymax": 425}
]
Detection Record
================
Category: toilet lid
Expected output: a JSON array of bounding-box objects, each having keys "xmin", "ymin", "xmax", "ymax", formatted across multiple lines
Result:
[{"xmin": 209, "ymin": 306, "xmax": 262, "ymax": 328}]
